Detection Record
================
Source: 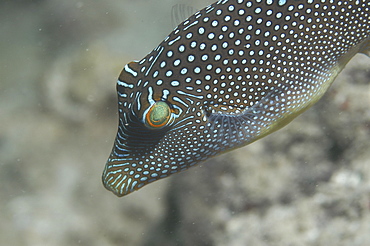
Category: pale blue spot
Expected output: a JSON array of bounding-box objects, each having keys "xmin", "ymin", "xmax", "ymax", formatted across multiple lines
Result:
[
  {"xmin": 278, "ymin": 0, "xmax": 286, "ymax": 6},
  {"xmin": 151, "ymin": 173, "xmax": 158, "ymax": 178},
  {"xmin": 171, "ymin": 81, "xmax": 180, "ymax": 87}
]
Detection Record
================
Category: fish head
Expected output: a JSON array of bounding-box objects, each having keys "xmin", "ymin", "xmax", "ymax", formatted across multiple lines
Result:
[{"xmin": 103, "ymin": 58, "xmax": 211, "ymax": 197}]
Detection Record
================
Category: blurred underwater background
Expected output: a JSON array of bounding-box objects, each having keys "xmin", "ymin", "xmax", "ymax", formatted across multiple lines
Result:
[{"xmin": 0, "ymin": 0, "xmax": 370, "ymax": 245}]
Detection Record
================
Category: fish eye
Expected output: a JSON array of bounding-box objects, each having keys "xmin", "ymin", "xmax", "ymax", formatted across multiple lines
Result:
[{"xmin": 144, "ymin": 101, "xmax": 172, "ymax": 129}]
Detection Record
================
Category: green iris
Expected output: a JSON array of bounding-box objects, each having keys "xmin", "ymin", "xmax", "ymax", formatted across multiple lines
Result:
[{"xmin": 145, "ymin": 101, "xmax": 171, "ymax": 128}]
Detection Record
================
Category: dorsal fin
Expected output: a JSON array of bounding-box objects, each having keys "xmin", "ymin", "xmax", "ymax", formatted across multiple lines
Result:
[{"xmin": 171, "ymin": 4, "xmax": 196, "ymax": 28}]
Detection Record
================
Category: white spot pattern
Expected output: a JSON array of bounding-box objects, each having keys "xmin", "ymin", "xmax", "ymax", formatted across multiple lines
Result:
[{"xmin": 103, "ymin": 0, "xmax": 370, "ymax": 196}]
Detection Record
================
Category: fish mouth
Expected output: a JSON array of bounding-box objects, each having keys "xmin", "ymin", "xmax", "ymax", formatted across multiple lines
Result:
[
  {"xmin": 102, "ymin": 156, "xmax": 175, "ymax": 197},
  {"xmin": 102, "ymin": 159, "xmax": 137, "ymax": 197}
]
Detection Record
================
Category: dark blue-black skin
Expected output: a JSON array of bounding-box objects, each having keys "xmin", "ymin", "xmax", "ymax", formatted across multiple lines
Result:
[{"xmin": 103, "ymin": 0, "xmax": 370, "ymax": 197}]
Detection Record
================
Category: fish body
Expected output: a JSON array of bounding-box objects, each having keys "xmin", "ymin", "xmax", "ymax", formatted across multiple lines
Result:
[{"xmin": 103, "ymin": 0, "xmax": 370, "ymax": 197}]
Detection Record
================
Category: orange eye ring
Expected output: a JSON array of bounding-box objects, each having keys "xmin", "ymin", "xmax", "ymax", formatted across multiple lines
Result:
[{"xmin": 145, "ymin": 101, "xmax": 172, "ymax": 129}]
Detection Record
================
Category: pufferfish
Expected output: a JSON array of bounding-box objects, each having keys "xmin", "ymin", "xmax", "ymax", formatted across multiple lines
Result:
[{"xmin": 103, "ymin": 0, "xmax": 370, "ymax": 197}]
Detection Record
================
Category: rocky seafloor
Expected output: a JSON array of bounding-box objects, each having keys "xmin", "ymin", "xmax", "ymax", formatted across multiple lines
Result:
[{"xmin": 1, "ymin": 1, "xmax": 369, "ymax": 246}]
